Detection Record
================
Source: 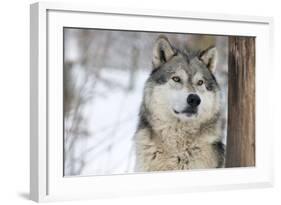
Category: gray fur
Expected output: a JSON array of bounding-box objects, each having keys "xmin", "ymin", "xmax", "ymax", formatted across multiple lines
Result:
[{"xmin": 134, "ymin": 36, "xmax": 225, "ymax": 172}]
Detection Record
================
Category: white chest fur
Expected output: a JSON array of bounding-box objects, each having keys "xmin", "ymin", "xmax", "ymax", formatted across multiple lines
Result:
[{"xmin": 135, "ymin": 120, "xmax": 221, "ymax": 171}]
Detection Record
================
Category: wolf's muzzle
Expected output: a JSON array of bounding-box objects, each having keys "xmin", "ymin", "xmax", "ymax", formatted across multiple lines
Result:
[{"xmin": 187, "ymin": 94, "xmax": 201, "ymax": 108}]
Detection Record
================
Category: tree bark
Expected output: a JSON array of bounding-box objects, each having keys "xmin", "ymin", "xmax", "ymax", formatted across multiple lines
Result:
[{"xmin": 225, "ymin": 37, "xmax": 255, "ymax": 167}]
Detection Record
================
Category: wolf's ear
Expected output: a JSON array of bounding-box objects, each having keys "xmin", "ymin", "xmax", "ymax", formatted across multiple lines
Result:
[
  {"xmin": 152, "ymin": 36, "xmax": 175, "ymax": 69},
  {"xmin": 199, "ymin": 46, "xmax": 217, "ymax": 72}
]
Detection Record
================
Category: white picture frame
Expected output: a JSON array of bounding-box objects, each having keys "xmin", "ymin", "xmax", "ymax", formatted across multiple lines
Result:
[{"xmin": 30, "ymin": 2, "xmax": 274, "ymax": 202}]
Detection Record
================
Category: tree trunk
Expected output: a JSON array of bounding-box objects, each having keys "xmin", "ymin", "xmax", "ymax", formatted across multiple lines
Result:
[{"xmin": 225, "ymin": 37, "xmax": 255, "ymax": 167}]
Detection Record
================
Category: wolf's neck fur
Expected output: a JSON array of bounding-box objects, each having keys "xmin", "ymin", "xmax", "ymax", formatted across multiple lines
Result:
[{"xmin": 144, "ymin": 108, "xmax": 222, "ymax": 147}]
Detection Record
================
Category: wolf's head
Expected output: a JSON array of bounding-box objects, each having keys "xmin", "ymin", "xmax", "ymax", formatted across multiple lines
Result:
[{"xmin": 144, "ymin": 36, "xmax": 221, "ymax": 127}]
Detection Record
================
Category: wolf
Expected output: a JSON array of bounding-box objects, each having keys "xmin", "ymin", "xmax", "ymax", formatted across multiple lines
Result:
[{"xmin": 134, "ymin": 36, "xmax": 225, "ymax": 172}]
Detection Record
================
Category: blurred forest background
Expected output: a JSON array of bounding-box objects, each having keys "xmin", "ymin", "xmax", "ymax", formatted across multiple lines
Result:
[{"xmin": 63, "ymin": 28, "xmax": 228, "ymax": 176}]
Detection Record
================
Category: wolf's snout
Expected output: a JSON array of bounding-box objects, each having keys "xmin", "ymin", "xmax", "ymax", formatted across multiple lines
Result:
[{"xmin": 187, "ymin": 94, "xmax": 201, "ymax": 107}]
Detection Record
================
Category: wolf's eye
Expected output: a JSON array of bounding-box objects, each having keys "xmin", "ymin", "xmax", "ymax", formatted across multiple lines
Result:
[
  {"xmin": 197, "ymin": 80, "xmax": 204, "ymax": 86},
  {"xmin": 206, "ymin": 85, "xmax": 213, "ymax": 91},
  {"xmin": 172, "ymin": 76, "xmax": 181, "ymax": 83}
]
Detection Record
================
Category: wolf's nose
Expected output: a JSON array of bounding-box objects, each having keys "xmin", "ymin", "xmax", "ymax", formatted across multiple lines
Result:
[{"xmin": 187, "ymin": 94, "xmax": 201, "ymax": 107}]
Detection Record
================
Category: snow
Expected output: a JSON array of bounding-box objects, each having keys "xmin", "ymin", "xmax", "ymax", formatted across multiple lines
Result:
[{"xmin": 64, "ymin": 67, "xmax": 149, "ymax": 176}]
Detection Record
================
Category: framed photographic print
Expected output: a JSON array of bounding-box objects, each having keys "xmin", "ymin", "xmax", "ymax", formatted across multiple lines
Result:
[{"xmin": 30, "ymin": 2, "xmax": 274, "ymax": 202}]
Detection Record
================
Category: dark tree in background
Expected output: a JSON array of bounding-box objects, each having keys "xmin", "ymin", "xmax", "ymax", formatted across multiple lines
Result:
[{"xmin": 226, "ymin": 37, "xmax": 255, "ymax": 167}]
